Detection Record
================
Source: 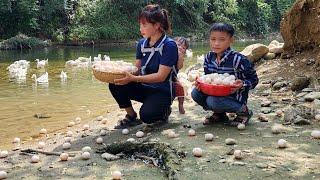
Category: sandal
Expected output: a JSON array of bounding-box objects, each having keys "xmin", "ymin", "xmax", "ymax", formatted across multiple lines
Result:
[
  {"xmin": 229, "ymin": 110, "xmax": 253, "ymax": 126},
  {"xmin": 203, "ymin": 113, "xmax": 229, "ymax": 125},
  {"xmin": 114, "ymin": 114, "xmax": 142, "ymax": 129}
]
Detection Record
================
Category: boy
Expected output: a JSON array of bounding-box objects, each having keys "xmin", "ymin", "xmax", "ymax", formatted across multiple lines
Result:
[
  {"xmin": 174, "ymin": 37, "xmax": 189, "ymax": 114},
  {"xmin": 191, "ymin": 23, "xmax": 259, "ymax": 126}
]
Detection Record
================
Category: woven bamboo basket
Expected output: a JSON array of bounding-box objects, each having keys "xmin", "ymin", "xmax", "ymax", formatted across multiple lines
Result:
[{"xmin": 92, "ymin": 69, "xmax": 126, "ymax": 83}]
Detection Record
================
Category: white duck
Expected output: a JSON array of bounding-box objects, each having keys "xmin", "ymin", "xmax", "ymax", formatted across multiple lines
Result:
[
  {"xmin": 186, "ymin": 49, "xmax": 193, "ymax": 58},
  {"xmin": 93, "ymin": 54, "xmax": 102, "ymax": 62},
  {"xmin": 60, "ymin": 71, "xmax": 67, "ymax": 81},
  {"xmin": 35, "ymin": 59, "xmax": 48, "ymax": 69},
  {"xmin": 103, "ymin": 55, "xmax": 111, "ymax": 61},
  {"xmin": 31, "ymin": 72, "xmax": 48, "ymax": 84}
]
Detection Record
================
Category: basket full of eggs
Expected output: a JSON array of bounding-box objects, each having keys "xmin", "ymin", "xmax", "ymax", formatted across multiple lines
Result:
[
  {"xmin": 197, "ymin": 73, "xmax": 237, "ymax": 96},
  {"xmin": 92, "ymin": 61, "xmax": 137, "ymax": 83}
]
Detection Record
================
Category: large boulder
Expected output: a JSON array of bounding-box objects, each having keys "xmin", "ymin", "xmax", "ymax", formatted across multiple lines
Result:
[
  {"xmin": 280, "ymin": 0, "xmax": 320, "ymax": 55},
  {"xmin": 268, "ymin": 40, "xmax": 284, "ymax": 54},
  {"xmin": 240, "ymin": 43, "xmax": 269, "ymax": 63}
]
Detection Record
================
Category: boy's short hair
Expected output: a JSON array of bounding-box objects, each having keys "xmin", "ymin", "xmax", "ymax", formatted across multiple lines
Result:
[
  {"xmin": 209, "ymin": 23, "xmax": 235, "ymax": 37},
  {"xmin": 174, "ymin": 37, "xmax": 189, "ymax": 49}
]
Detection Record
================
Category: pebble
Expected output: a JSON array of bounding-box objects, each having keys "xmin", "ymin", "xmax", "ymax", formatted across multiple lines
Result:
[
  {"xmin": 96, "ymin": 137, "xmax": 103, "ymax": 144},
  {"xmin": 237, "ymin": 124, "xmax": 246, "ymax": 130},
  {"xmin": 136, "ymin": 131, "xmax": 144, "ymax": 138},
  {"xmin": 62, "ymin": 142, "xmax": 71, "ymax": 150},
  {"xmin": 39, "ymin": 128, "xmax": 47, "ymax": 134},
  {"xmin": 100, "ymin": 129, "xmax": 107, "ymax": 136},
  {"xmin": 256, "ymin": 163, "xmax": 268, "ymax": 169},
  {"xmin": 68, "ymin": 121, "xmax": 75, "ymax": 127}
]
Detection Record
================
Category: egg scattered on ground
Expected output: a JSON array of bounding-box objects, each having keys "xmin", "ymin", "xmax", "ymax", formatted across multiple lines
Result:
[
  {"xmin": 275, "ymin": 109, "xmax": 283, "ymax": 117},
  {"xmin": 204, "ymin": 133, "xmax": 214, "ymax": 141},
  {"xmin": 60, "ymin": 153, "xmax": 69, "ymax": 161},
  {"xmin": 122, "ymin": 129, "xmax": 129, "ymax": 135},
  {"xmin": 188, "ymin": 129, "xmax": 196, "ymax": 136},
  {"xmin": 0, "ymin": 151, "xmax": 8, "ymax": 158},
  {"xmin": 39, "ymin": 128, "xmax": 47, "ymax": 134},
  {"xmin": 66, "ymin": 131, "xmax": 73, "ymax": 137},
  {"xmin": 81, "ymin": 152, "xmax": 91, "ymax": 160},
  {"xmin": 225, "ymin": 138, "xmax": 237, "ymax": 145},
  {"xmin": 96, "ymin": 137, "xmax": 103, "ymax": 144},
  {"xmin": 38, "ymin": 142, "xmax": 45, "ymax": 149},
  {"xmin": 83, "ymin": 124, "xmax": 89, "ymax": 130},
  {"xmin": 101, "ymin": 118, "xmax": 108, "ymax": 124},
  {"xmin": 127, "ymin": 138, "xmax": 135, "ymax": 142},
  {"xmin": 234, "ymin": 150, "xmax": 243, "ymax": 159},
  {"xmin": 68, "ymin": 121, "xmax": 75, "ymax": 127},
  {"xmin": 136, "ymin": 131, "xmax": 144, "ymax": 138},
  {"xmin": 277, "ymin": 139, "xmax": 288, "ymax": 148},
  {"xmin": 62, "ymin": 142, "xmax": 71, "ymax": 150},
  {"xmin": 13, "ymin": 137, "xmax": 20, "ymax": 144},
  {"xmin": 100, "ymin": 129, "xmax": 107, "ymax": 136},
  {"xmin": 315, "ymin": 114, "xmax": 320, "ymax": 121},
  {"xmin": 0, "ymin": 171, "xmax": 7, "ymax": 179},
  {"xmin": 112, "ymin": 170, "xmax": 122, "ymax": 180},
  {"xmin": 64, "ymin": 137, "xmax": 72, "ymax": 143},
  {"xmin": 82, "ymin": 146, "xmax": 92, "ymax": 152},
  {"xmin": 192, "ymin": 147, "xmax": 203, "ymax": 157},
  {"xmin": 311, "ymin": 130, "xmax": 320, "ymax": 139},
  {"xmin": 237, "ymin": 123, "xmax": 246, "ymax": 130},
  {"xmin": 31, "ymin": 155, "xmax": 40, "ymax": 163},
  {"xmin": 96, "ymin": 116, "xmax": 104, "ymax": 121}
]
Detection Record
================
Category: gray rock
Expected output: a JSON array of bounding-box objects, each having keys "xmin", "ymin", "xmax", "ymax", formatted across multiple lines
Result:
[
  {"xmin": 261, "ymin": 108, "xmax": 272, "ymax": 114},
  {"xmin": 284, "ymin": 107, "xmax": 299, "ymax": 123},
  {"xmin": 272, "ymin": 81, "xmax": 288, "ymax": 90},
  {"xmin": 256, "ymin": 163, "xmax": 268, "ymax": 169},
  {"xmin": 261, "ymin": 100, "xmax": 272, "ymax": 107},
  {"xmin": 296, "ymin": 92, "xmax": 308, "ymax": 98},
  {"xmin": 293, "ymin": 115, "xmax": 311, "ymax": 125},
  {"xmin": 302, "ymin": 88, "xmax": 315, "ymax": 92},
  {"xmin": 304, "ymin": 92, "xmax": 320, "ymax": 102},
  {"xmin": 290, "ymin": 76, "xmax": 310, "ymax": 91}
]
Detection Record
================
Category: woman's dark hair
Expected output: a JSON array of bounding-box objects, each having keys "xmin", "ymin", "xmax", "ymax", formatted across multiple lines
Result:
[
  {"xmin": 139, "ymin": 4, "xmax": 172, "ymax": 34},
  {"xmin": 174, "ymin": 37, "xmax": 189, "ymax": 49},
  {"xmin": 209, "ymin": 23, "xmax": 235, "ymax": 37}
]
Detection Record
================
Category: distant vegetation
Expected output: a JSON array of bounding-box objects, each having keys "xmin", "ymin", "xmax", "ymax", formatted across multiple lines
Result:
[
  {"xmin": 0, "ymin": 0, "xmax": 295, "ymax": 43},
  {"xmin": 0, "ymin": 34, "xmax": 49, "ymax": 50}
]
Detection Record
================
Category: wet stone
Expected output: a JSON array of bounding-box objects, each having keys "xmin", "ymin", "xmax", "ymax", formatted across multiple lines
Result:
[
  {"xmin": 256, "ymin": 163, "xmax": 268, "ymax": 169},
  {"xmin": 261, "ymin": 108, "xmax": 272, "ymax": 114}
]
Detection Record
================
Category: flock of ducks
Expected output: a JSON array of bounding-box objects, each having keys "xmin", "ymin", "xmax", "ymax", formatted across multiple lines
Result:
[{"xmin": 6, "ymin": 54, "xmax": 112, "ymax": 85}]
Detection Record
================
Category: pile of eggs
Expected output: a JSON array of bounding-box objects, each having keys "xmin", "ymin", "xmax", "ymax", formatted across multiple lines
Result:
[
  {"xmin": 198, "ymin": 73, "xmax": 236, "ymax": 85},
  {"xmin": 93, "ymin": 61, "xmax": 137, "ymax": 73}
]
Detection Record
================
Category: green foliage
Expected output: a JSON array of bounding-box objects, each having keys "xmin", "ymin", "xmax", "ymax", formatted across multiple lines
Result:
[{"xmin": 0, "ymin": 0, "xmax": 297, "ymax": 42}]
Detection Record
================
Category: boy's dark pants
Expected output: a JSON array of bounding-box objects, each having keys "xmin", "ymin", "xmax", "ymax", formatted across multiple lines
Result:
[{"xmin": 109, "ymin": 82, "xmax": 172, "ymax": 124}]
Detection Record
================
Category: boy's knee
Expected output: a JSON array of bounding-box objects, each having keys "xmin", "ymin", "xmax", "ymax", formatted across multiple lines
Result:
[{"xmin": 191, "ymin": 88, "xmax": 201, "ymax": 101}]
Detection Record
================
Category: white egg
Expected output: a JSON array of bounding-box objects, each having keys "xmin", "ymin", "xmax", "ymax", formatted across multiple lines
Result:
[
  {"xmin": 277, "ymin": 139, "xmax": 288, "ymax": 148},
  {"xmin": 204, "ymin": 133, "xmax": 214, "ymax": 141},
  {"xmin": 82, "ymin": 146, "xmax": 92, "ymax": 152},
  {"xmin": 112, "ymin": 170, "xmax": 122, "ymax": 180},
  {"xmin": 68, "ymin": 121, "xmax": 75, "ymax": 127},
  {"xmin": 122, "ymin": 129, "xmax": 129, "ymax": 135},
  {"xmin": 66, "ymin": 131, "xmax": 73, "ymax": 137},
  {"xmin": 275, "ymin": 109, "xmax": 283, "ymax": 117},
  {"xmin": 225, "ymin": 138, "xmax": 237, "ymax": 145},
  {"xmin": 31, "ymin": 155, "xmax": 40, "ymax": 163},
  {"xmin": 100, "ymin": 129, "xmax": 107, "ymax": 136},
  {"xmin": 13, "ymin": 137, "xmax": 20, "ymax": 143},
  {"xmin": 311, "ymin": 130, "xmax": 320, "ymax": 139},
  {"xmin": 315, "ymin": 114, "xmax": 320, "ymax": 121},
  {"xmin": 38, "ymin": 142, "xmax": 45, "ymax": 149},
  {"xmin": 64, "ymin": 137, "xmax": 72, "ymax": 143},
  {"xmin": 62, "ymin": 142, "xmax": 71, "ymax": 150},
  {"xmin": 0, "ymin": 151, "xmax": 8, "ymax": 158},
  {"xmin": 75, "ymin": 117, "xmax": 81, "ymax": 124},
  {"xmin": 0, "ymin": 171, "xmax": 7, "ymax": 179},
  {"xmin": 188, "ymin": 129, "xmax": 196, "ymax": 136},
  {"xmin": 234, "ymin": 150, "xmax": 243, "ymax": 159},
  {"xmin": 83, "ymin": 124, "xmax": 89, "ymax": 130},
  {"xmin": 237, "ymin": 124, "xmax": 246, "ymax": 130},
  {"xmin": 192, "ymin": 147, "xmax": 203, "ymax": 157},
  {"xmin": 81, "ymin": 152, "xmax": 91, "ymax": 160},
  {"xmin": 136, "ymin": 131, "xmax": 144, "ymax": 138},
  {"xmin": 101, "ymin": 118, "xmax": 108, "ymax": 124},
  {"xmin": 39, "ymin": 128, "xmax": 47, "ymax": 134},
  {"xmin": 60, "ymin": 153, "xmax": 69, "ymax": 161},
  {"xmin": 96, "ymin": 137, "xmax": 103, "ymax": 144},
  {"xmin": 271, "ymin": 124, "xmax": 283, "ymax": 134},
  {"xmin": 168, "ymin": 131, "xmax": 176, "ymax": 138},
  {"xmin": 127, "ymin": 138, "xmax": 135, "ymax": 142},
  {"xmin": 96, "ymin": 116, "xmax": 104, "ymax": 121}
]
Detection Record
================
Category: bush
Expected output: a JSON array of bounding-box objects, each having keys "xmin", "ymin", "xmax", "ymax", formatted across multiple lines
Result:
[{"xmin": 0, "ymin": 33, "xmax": 49, "ymax": 50}]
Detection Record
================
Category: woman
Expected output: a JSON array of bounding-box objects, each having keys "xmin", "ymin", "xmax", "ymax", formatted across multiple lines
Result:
[{"xmin": 109, "ymin": 4, "xmax": 178, "ymax": 129}]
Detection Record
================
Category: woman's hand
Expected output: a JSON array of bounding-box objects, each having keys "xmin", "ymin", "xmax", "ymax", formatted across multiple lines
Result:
[
  {"xmin": 230, "ymin": 79, "xmax": 243, "ymax": 94},
  {"xmin": 114, "ymin": 71, "xmax": 135, "ymax": 85}
]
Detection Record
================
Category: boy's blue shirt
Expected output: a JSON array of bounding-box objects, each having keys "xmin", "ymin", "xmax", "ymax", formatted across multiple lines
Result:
[{"xmin": 203, "ymin": 47, "xmax": 259, "ymax": 104}]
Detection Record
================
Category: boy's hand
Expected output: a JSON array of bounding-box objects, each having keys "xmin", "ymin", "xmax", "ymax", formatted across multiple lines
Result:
[
  {"xmin": 230, "ymin": 79, "xmax": 243, "ymax": 94},
  {"xmin": 194, "ymin": 78, "xmax": 201, "ymax": 90}
]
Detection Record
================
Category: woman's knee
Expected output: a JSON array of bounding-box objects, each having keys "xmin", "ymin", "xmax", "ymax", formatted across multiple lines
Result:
[{"xmin": 191, "ymin": 88, "xmax": 203, "ymax": 103}]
